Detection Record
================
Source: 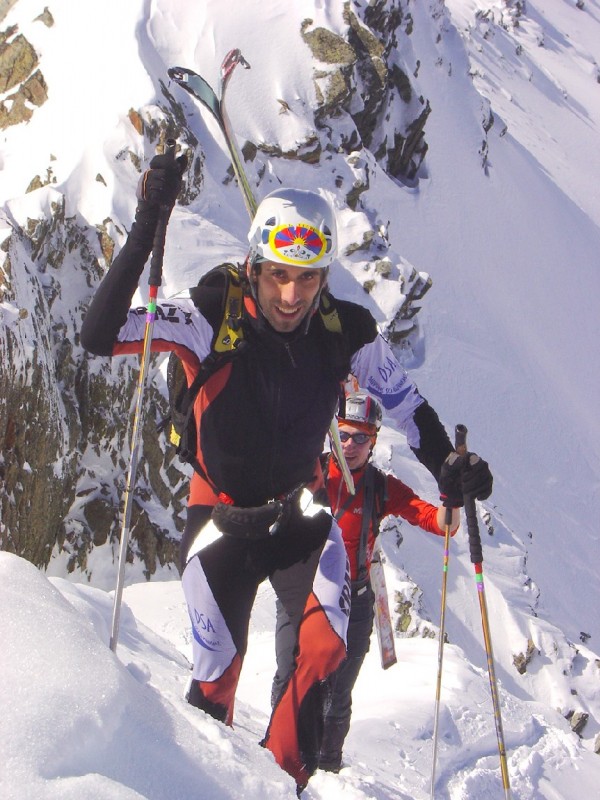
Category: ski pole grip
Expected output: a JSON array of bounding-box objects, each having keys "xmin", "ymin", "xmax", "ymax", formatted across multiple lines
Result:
[
  {"xmin": 149, "ymin": 138, "xmax": 177, "ymax": 288},
  {"xmin": 465, "ymin": 496, "xmax": 483, "ymax": 564},
  {"xmin": 455, "ymin": 423, "xmax": 483, "ymax": 564},
  {"xmin": 455, "ymin": 423, "xmax": 468, "ymax": 454}
]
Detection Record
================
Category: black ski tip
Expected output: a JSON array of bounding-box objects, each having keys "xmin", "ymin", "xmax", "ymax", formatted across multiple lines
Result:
[{"xmin": 168, "ymin": 66, "xmax": 193, "ymax": 81}]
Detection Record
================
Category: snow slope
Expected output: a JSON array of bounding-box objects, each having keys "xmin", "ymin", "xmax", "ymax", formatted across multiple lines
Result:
[{"xmin": 3, "ymin": 552, "xmax": 600, "ymax": 800}]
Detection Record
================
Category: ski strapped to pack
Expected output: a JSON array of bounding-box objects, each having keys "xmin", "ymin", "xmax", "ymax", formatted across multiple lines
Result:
[{"xmin": 357, "ymin": 465, "xmax": 396, "ymax": 667}]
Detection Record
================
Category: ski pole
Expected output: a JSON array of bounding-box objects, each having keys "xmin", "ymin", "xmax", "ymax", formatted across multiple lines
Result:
[
  {"xmin": 168, "ymin": 55, "xmax": 355, "ymax": 494},
  {"xmin": 109, "ymin": 138, "xmax": 177, "ymax": 653},
  {"xmin": 429, "ymin": 427, "xmax": 462, "ymax": 799},
  {"xmin": 456, "ymin": 424, "xmax": 512, "ymax": 799}
]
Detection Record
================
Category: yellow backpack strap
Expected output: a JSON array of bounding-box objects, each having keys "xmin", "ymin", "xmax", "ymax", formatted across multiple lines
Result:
[
  {"xmin": 213, "ymin": 265, "xmax": 245, "ymax": 354},
  {"xmin": 318, "ymin": 290, "xmax": 342, "ymax": 334}
]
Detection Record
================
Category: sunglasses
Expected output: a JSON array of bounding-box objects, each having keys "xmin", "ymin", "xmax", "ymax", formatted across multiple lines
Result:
[{"xmin": 338, "ymin": 431, "xmax": 374, "ymax": 445}]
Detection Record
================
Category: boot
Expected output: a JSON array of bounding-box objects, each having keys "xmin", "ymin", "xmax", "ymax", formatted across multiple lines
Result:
[{"xmin": 318, "ymin": 716, "xmax": 350, "ymax": 772}]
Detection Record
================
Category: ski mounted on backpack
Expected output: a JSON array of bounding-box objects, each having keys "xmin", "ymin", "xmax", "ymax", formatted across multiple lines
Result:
[
  {"xmin": 168, "ymin": 52, "xmax": 256, "ymax": 217},
  {"xmin": 167, "ymin": 50, "xmax": 355, "ymax": 494},
  {"xmin": 370, "ymin": 547, "xmax": 397, "ymax": 669},
  {"xmin": 360, "ymin": 466, "xmax": 396, "ymax": 670}
]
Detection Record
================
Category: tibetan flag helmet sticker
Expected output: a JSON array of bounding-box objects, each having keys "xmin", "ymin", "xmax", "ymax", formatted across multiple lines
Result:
[{"xmin": 268, "ymin": 223, "xmax": 327, "ymax": 265}]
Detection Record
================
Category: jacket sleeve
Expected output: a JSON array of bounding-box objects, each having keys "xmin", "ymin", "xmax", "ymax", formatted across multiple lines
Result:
[
  {"xmin": 80, "ymin": 221, "xmax": 214, "ymax": 366},
  {"xmin": 350, "ymin": 333, "xmax": 453, "ymax": 480},
  {"xmin": 385, "ymin": 474, "xmax": 443, "ymax": 535},
  {"xmin": 80, "ymin": 220, "xmax": 155, "ymax": 356}
]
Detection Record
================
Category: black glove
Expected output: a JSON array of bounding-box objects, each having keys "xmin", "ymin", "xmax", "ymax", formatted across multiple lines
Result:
[
  {"xmin": 439, "ymin": 451, "xmax": 493, "ymax": 508},
  {"xmin": 462, "ymin": 452, "xmax": 493, "ymax": 500},
  {"xmin": 131, "ymin": 151, "xmax": 187, "ymax": 246},
  {"xmin": 136, "ymin": 152, "xmax": 187, "ymax": 209},
  {"xmin": 439, "ymin": 451, "xmax": 466, "ymax": 508}
]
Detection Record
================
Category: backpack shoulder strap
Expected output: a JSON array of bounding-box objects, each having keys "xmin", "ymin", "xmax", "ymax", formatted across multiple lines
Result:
[
  {"xmin": 178, "ymin": 264, "xmax": 247, "ymax": 412},
  {"xmin": 356, "ymin": 464, "xmax": 376, "ymax": 583},
  {"xmin": 356, "ymin": 464, "xmax": 388, "ymax": 582},
  {"xmin": 372, "ymin": 467, "xmax": 388, "ymax": 535},
  {"xmin": 212, "ymin": 264, "xmax": 245, "ymax": 354},
  {"xmin": 318, "ymin": 290, "xmax": 343, "ymax": 335},
  {"xmin": 190, "ymin": 262, "xmax": 246, "ymax": 355}
]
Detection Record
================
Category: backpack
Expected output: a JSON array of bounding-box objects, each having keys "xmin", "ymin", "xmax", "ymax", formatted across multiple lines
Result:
[
  {"xmin": 158, "ymin": 263, "xmax": 246, "ymax": 478},
  {"xmin": 159, "ymin": 262, "xmax": 349, "ymax": 479}
]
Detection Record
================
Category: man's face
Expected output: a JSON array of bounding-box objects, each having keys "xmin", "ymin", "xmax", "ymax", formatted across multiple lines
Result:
[
  {"xmin": 254, "ymin": 261, "xmax": 323, "ymax": 333},
  {"xmin": 338, "ymin": 423, "xmax": 376, "ymax": 471}
]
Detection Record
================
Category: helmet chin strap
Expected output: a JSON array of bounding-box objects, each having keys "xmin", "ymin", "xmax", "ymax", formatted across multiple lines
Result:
[
  {"xmin": 300, "ymin": 267, "xmax": 329, "ymax": 334},
  {"xmin": 245, "ymin": 253, "xmax": 268, "ymax": 323}
]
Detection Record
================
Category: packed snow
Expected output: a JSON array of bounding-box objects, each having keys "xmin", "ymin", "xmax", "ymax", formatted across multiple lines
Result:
[
  {"xmin": 3, "ymin": 551, "xmax": 600, "ymax": 800},
  {"xmin": 2, "ymin": 0, "xmax": 600, "ymax": 798}
]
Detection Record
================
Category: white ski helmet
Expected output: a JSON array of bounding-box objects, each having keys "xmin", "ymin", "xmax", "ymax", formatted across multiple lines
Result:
[
  {"xmin": 247, "ymin": 188, "xmax": 337, "ymax": 269},
  {"xmin": 340, "ymin": 391, "xmax": 382, "ymax": 430}
]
